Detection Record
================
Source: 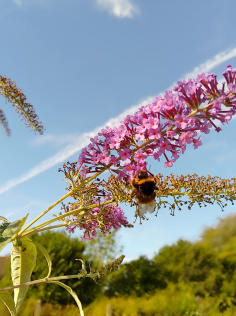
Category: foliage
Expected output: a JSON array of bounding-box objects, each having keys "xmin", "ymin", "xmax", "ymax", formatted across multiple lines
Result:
[
  {"xmin": 106, "ymin": 255, "xmax": 166, "ymax": 297},
  {"xmin": 0, "ymin": 230, "xmax": 123, "ymax": 309},
  {"xmin": 96, "ymin": 214, "xmax": 236, "ymax": 315},
  {"xmin": 0, "ymin": 297, "xmax": 82, "ymax": 316},
  {"xmin": 21, "ymin": 231, "xmax": 103, "ymax": 306}
]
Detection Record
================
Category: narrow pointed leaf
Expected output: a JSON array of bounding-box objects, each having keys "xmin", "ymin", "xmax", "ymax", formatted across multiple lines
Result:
[
  {"xmin": 11, "ymin": 238, "xmax": 37, "ymax": 312},
  {"xmin": 14, "ymin": 215, "xmax": 28, "ymax": 235},
  {"xmin": 47, "ymin": 280, "xmax": 84, "ymax": 316},
  {"xmin": 30, "ymin": 240, "xmax": 52, "ymax": 278},
  {"xmin": 0, "ymin": 216, "xmax": 9, "ymax": 223},
  {"xmin": 0, "ymin": 291, "xmax": 17, "ymax": 316},
  {"xmin": 0, "ymin": 215, "xmax": 28, "ymax": 252}
]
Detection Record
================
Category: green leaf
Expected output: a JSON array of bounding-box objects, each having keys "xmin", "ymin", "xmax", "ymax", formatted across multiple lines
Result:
[
  {"xmin": 11, "ymin": 238, "xmax": 37, "ymax": 312},
  {"xmin": 0, "ymin": 216, "xmax": 9, "ymax": 223},
  {"xmin": 0, "ymin": 215, "xmax": 28, "ymax": 252},
  {"xmin": 14, "ymin": 214, "xmax": 28, "ymax": 235},
  {"xmin": 47, "ymin": 280, "xmax": 84, "ymax": 316},
  {"xmin": 0, "ymin": 291, "xmax": 17, "ymax": 316},
  {"xmin": 30, "ymin": 240, "xmax": 52, "ymax": 278}
]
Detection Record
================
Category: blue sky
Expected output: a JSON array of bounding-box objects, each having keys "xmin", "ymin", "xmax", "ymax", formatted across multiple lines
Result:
[{"xmin": 1, "ymin": 0, "xmax": 236, "ymax": 261}]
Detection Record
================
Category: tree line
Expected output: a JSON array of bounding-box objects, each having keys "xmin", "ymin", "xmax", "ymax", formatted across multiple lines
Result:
[{"xmin": 1, "ymin": 213, "xmax": 236, "ymax": 315}]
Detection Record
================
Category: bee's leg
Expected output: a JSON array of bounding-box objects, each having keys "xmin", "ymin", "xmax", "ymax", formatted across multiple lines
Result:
[
  {"xmin": 130, "ymin": 176, "xmax": 137, "ymax": 186},
  {"xmin": 130, "ymin": 188, "xmax": 136, "ymax": 199}
]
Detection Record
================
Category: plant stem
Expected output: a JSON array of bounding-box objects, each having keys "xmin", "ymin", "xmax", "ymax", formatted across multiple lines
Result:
[
  {"xmin": 0, "ymin": 273, "xmax": 97, "ymax": 292},
  {"xmin": 18, "ymin": 224, "xmax": 67, "ymax": 238},
  {"xmin": 19, "ymin": 190, "xmax": 74, "ymax": 236},
  {"xmin": 19, "ymin": 199, "xmax": 114, "ymax": 238},
  {"xmin": 19, "ymin": 167, "xmax": 113, "ymax": 237}
]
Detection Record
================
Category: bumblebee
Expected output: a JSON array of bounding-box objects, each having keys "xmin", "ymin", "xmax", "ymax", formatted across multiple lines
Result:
[{"xmin": 130, "ymin": 170, "xmax": 158, "ymax": 217}]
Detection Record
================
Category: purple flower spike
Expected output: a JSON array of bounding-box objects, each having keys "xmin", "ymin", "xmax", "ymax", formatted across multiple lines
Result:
[{"xmin": 77, "ymin": 65, "xmax": 236, "ymax": 181}]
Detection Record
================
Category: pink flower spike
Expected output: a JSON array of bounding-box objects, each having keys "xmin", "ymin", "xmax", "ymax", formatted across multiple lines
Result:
[
  {"xmin": 119, "ymin": 148, "xmax": 131, "ymax": 160},
  {"xmin": 90, "ymin": 207, "xmax": 100, "ymax": 215},
  {"xmin": 97, "ymin": 152, "xmax": 111, "ymax": 164},
  {"xmin": 146, "ymin": 117, "xmax": 160, "ymax": 129},
  {"xmin": 148, "ymin": 128, "xmax": 161, "ymax": 140},
  {"xmin": 80, "ymin": 166, "xmax": 87, "ymax": 178},
  {"xmin": 153, "ymin": 151, "xmax": 161, "ymax": 161},
  {"xmin": 133, "ymin": 163, "xmax": 148, "ymax": 176},
  {"xmin": 172, "ymin": 150, "xmax": 180, "ymax": 159},
  {"xmin": 74, "ymin": 64, "xmax": 236, "ymax": 179},
  {"xmin": 135, "ymin": 131, "xmax": 146, "ymax": 141},
  {"xmin": 223, "ymin": 65, "xmax": 236, "ymax": 85},
  {"xmin": 193, "ymin": 136, "xmax": 202, "ymax": 149},
  {"xmin": 122, "ymin": 162, "xmax": 136, "ymax": 175},
  {"xmin": 136, "ymin": 122, "xmax": 148, "ymax": 133},
  {"xmin": 134, "ymin": 150, "xmax": 148, "ymax": 163},
  {"xmin": 179, "ymin": 131, "xmax": 195, "ymax": 145},
  {"xmin": 109, "ymin": 137, "xmax": 121, "ymax": 149},
  {"xmin": 152, "ymin": 99, "xmax": 164, "ymax": 112},
  {"xmin": 167, "ymin": 130, "xmax": 177, "ymax": 139},
  {"xmin": 174, "ymin": 114, "xmax": 188, "ymax": 129},
  {"xmin": 92, "ymin": 155, "xmax": 100, "ymax": 165},
  {"xmin": 187, "ymin": 117, "xmax": 196, "ymax": 126},
  {"xmin": 159, "ymin": 140, "xmax": 172, "ymax": 153},
  {"xmin": 164, "ymin": 160, "xmax": 174, "ymax": 167}
]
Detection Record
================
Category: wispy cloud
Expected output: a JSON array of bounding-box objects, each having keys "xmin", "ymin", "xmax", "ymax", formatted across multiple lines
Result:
[
  {"xmin": 3, "ymin": 202, "xmax": 40, "ymax": 219},
  {"xmin": 182, "ymin": 47, "xmax": 236, "ymax": 79},
  {"xmin": 12, "ymin": 0, "xmax": 22, "ymax": 6},
  {"xmin": 12, "ymin": 0, "xmax": 53, "ymax": 8},
  {"xmin": 1, "ymin": 47, "xmax": 236, "ymax": 195},
  {"xmin": 31, "ymin": 134, "xmax": 81, "ymax": 147},
  {"xmin": 12, "ymin": 0, "xmax": 139, "ymax": 18},
  {"xmin": 0, "ymin": 98, "xmax": 153, "ymax": 195},
  {"xmin": 95, "ymin": 0, "xmax": 139, "ymax": 18}
]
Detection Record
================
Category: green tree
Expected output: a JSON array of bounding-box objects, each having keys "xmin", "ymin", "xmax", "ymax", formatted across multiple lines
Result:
[
  {"xmin": 154, "ymin": 239, "xmax": 193, "ymax": 283},
  {"xmin": 154, "ymin": 239, "xmax": 222, "ymax": 296},
  {"xmin": 200, "ymin": 214, "xmax": 236, "ymax": 299},
  {"xmin": 105, "ymin": 255, "xmax": 166, "ymax": 297}
]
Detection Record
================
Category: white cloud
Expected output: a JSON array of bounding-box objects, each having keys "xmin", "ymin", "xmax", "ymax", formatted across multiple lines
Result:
[
  {"xmin": 182, "ymin": 47, "xmax": 236, "ymax": 80},
  {"xmin": 12, "ymin": 0, "xmax": 139, "ymax": 18},
  {"xmin": 95, "ymin": 0, "xmax": 139, "ymax": 18},
  {"xmin": 31, "ymin": 134, "xmax": 81, "ymax": 146},
  {"xmin": 1, "ymin": 47, "xmax": 236, "ymax": 195},
  {"xmin": 12, "ymin": 0, "xmax": 22, "ymax": 6},
  {"xmin": 12, "ymin": 0, "xmax": 53, "ymax": 8},
  {"xmin": 0, "ymin": 100, "xmax": 153, "ymax": 196}
]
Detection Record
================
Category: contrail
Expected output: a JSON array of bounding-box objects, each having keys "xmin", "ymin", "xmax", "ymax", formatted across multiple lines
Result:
[
  {"xmin": 183, "ymin": 47, "xmax": 236, "ymax": 79},
  {"xmin": 1, "ymin": 47, "xmax": 236, "ymax": 195}
]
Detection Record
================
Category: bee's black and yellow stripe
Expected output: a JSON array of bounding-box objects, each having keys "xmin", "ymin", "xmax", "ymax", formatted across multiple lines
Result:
[{"xmin": 136, "ymin": 177, "xmax": 155, "ymax": 185}]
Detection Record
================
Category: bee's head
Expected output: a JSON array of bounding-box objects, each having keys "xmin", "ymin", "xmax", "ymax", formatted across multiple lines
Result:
[{"xmin": 137, "ymin": 170, "xmax": 149, "ymax": 180}]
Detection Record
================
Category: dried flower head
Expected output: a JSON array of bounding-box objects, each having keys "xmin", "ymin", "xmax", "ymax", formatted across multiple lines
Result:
[{"xmin": 0, "ymin": 76, "xmax": 44, "ymax": 135}]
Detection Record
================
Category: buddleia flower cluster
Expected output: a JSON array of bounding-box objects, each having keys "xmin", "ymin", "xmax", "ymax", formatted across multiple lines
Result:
[
  {"xmin": 60, "ymin": 65, "xmax": 236, "ymax": 238},
  {"xmin": 77, "ymin": 65, "xmax": 236, "ymax": 179}
]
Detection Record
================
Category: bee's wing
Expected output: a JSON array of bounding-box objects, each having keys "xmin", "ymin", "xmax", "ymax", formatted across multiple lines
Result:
[
  {"xmin": 137, "ymin": 199, "xmax": 156, "ymax": 217},
  {"xmin": 146, "ymin": 199, "xmax": 156, "ymax": 213},
  {"xmin": 137, "ymin": 204, "xmax": 147, "ymax": 217}
]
